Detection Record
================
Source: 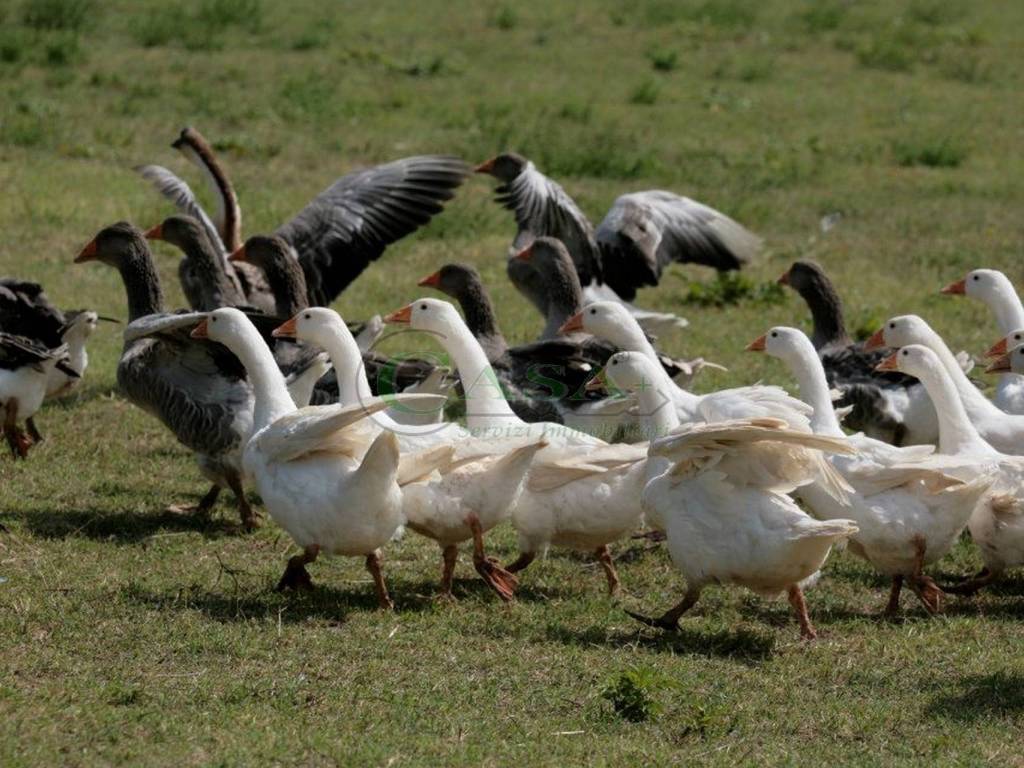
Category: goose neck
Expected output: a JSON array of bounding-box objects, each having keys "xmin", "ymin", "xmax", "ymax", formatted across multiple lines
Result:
[
  {"xmin": 440, "ymin": 321, "xmax": 519, "ymax": 430},
  {"xmin": 319, "ymin": 322, "xmax": 373, "ymax": 404},
  {"xmin": 913, "ymin": 354, "xmax": 994, "ymax": 456},
  {"xmin": 118, "ymin": 244, "xmax": 165, "ymax": 321},
  {"xmin": 231, "ymin": 324, "xmax": 295, "ymax": 431},
  {"xmin": 781, "ymin": 341, "xmax": 844, "ymax": 437}
]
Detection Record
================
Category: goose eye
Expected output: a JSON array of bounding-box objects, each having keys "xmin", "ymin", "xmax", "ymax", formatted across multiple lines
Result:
[
  {"xmin": 901, "ymin": 350, "xmax": 908, "ymax": 356},
  {"xmin": 304, "ymin": 313, "xmax": 311, "ymax": 319},
  {"xmin": 211, "ymin": 317, "xmax": 217, "ymax": 323},
  {"xmin": 889, "ymin": 323, "xmax": 895, "ymax": 329},
  {"xmin": 590, "ymin": 308, "xmax": 597, "ymax": 315},
  {"xmin": 611, "ymin": 360, "xmax": 618, "ymax": 366},
  {"xmin": 973, "ymin": 275, "xmax": 980, "ymax": 281},
  {"xmin": 420, "ymin": 303, "xmax": 428, "ymax": 310},
  {"xmin": 770, "ymin": 331, "xmax": 777, "ymax": 338},
  {"xmin": 1016, "ymin": 335, "xmax": 1021, "ymax": 341}
]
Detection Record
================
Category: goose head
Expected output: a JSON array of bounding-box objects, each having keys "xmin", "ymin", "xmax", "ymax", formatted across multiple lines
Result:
[
  {"xmin": 473, "ymin": 152, "xmax": 528, "ymax": 181},
  {"xmin": 417, "ymin": 263, "xmax": 482, "ymax": 299},
  {"xmin": 59, "ymin": 310, "xmax": 117, "ymax": 343},
  {"xmin": 986, "ymin": 344, "xmax": 1024, "ymax": 375},
  {"xmin": 383, "ymin": 297, "xmax": 462, "ymax": 336},
  {"xmin": 746, "ymin": 326, "xmax": 812, "ymax": 361},
  {"xmin": 273, "ymin": 307, "xmax": 347, "ymax": 347},
  {"xmin": 191, "ymin": 306, "xmax": 252, "ymax": 344},
  {"xmin": 986, "ymin": 328, "xmax": 1024, "ymax": 359},
  {"xmin": 144, "ymin": 214, "xmax": 209, "ymax": 252},
  {"xmin": 74, "ymin": 221, "xmax": 146, "ymax": 266},
  {"xmin": 229, "ymin": 234, "xmax": 296, "ymax": 268},
  {"xmin": 864, "ymin": 315, "xmax": 932, "ymax": 351},
  {"xmin": 941, "ymin": 268, "xmax": 1012, "ymax": 300},
  {"xmin": 602, "ymin": 351, "xmax": 662, "ymax": 394},
  {"xmin": 876, "ymin": 344, "xmax": 941, "ymax": 377},
  {"xmin": 559, "ymin": 301, "xmax": 637, "ymax": 345}
]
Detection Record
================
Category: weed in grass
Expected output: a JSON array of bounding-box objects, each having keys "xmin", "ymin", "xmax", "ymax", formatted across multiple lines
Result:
[
  {"xmin": 908, "ymin": 0, "xmax": 966, "ymax": 27},
  {"xmin": 557, "ymin": 100, "xmax": 592, "ymax": 123},
  {"xmin": 938, "ymin": 50, "xmax": 991, "ymax": 83},
  {"xmin": 629, "ymin": 79, "xmax": 660, "ymax": 106},
  {"xmin": 20, "ymin": 0, "xmax": 95, "ymax": 32},
  {"xmin": 796, "ymin": 1, "xmax": 846, "ymax": 33},
  {"xmin": 892, "ymin": 136, "xmax": 967, "ymax": 169},
  {"xmin": 0, "ymin": 28, "xmax": 29, "ymax": 63},
  {"xmin": 490, "ymin": 5, "xmax": 518, "ymax": 30},
  {"xmin": 856, "ymin": 33, "xmax": 916, "ymax": 72},
  {"xmin": 42, "ymin": 31, "xmax": 83, "ymax": 67},
  {"xmin": 130, "ymin": 8, "xmax": 178, "ymax": 48},
  {"xmin": 688, "ymin": 0, "xmax": 758, "ymax": 32},
  {"xmin": 647, "ymin": 47, "xmax": 678, "ymax": 72},
  {"xmin": 291, "ymin": 28, "xmax": 327, "ymax": 51},
  {"xmin": 601, "ymin": 666, "xmax": 672, "ymax": 722}
]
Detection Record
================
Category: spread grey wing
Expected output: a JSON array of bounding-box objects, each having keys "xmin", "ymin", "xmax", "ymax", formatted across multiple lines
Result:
[{"xmin": 135, "ymin": 164, "xmax": 229, "ymax": 260}]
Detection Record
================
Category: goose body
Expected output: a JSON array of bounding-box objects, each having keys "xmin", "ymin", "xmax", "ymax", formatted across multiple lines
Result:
[
  {"xmin": 0, "ymin": 333, "xmax": 75, "ymax": 458},
  {"xmin": 880, "ymin": 344, "xmax": 1024, "ymax": 594}
]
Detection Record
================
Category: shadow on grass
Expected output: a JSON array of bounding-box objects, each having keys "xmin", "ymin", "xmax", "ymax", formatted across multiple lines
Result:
[
  {"xmin": 926, "ymin": 672, "xmax": 1024, "ymax": 722},
  {"xmin": 1, "ymin": 506, "xmax": 241, "ymax": 544},
  {"xmin": 545, "ymin": 619, "xmax": 775, "ymax": 664}
]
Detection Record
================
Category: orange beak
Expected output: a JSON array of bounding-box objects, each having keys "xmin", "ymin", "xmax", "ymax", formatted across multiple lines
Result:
[
  {"xmin": 985, "ymin": 337, "xmax": 1009, "ymax": 359},
  {"xmin": 417, "ymin": 271, "xmax": 441, "ymax": 288},
  {"xmin": 474, "ymin": 158, "xmax": 496, "ymax": 174},
  {"xmin": 941, "ymin": 278, "xmax": 966, "ymax": 295},
  {"xmin": 514, "ymin": 244, "xmax": 534, "ymax": 262},
  {"xmin": 74, "ymin": 238, "xmax": 99, "ymax": 263},
  {"xmin": 584, "ymin": 370, "xmax": 607, "ymax": 393},
  {"xmin": 875, "ymin": 351, "xmax": 900, "ymax": 372},
  {"xmin": 777, "ymin": 270, "xmax": 791, "ymax": 286},
  {"xmin": 986, "ymin": 353, "xmax": 1013, "ymax": 374},
  {"xmin": 143, "ymin": 223, "xmax": 163, "ymax": 241},
  {"xmin": 228, "ymin": 246, "xmax": 246, "ymax": 262},
  {"xmin": 190, "ymin": 318, "xmax": 209, "ymax": 339},
  {"xmin": 864, "ymin": 328, "xmax": 887, "ymax": 351},
  {"xmin": 384, "ymin": 305, "xmax": 413, "ymax": 324},
  {"xmin": 272, "ymin": 317, "xmax": 298, "ymax": 338},
  {"xmin": 558, "ymin": 311, "xmax": 584, "ymax": 336},
  {"xmin": 746, "ymin": 334, "xmax": 767, "ymax": 352}
]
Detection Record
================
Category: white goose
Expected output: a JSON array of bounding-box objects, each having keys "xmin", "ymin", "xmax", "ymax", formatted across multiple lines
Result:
[
  {"xmin": 878, "ymin": 345, "xmax": 1024, "ymax": 595},
  {"xmin": 942, "ymin": 269, "xmax": 1024, "ymax": 414},
  {"xmin": 192, "ymin": 307, "xmax": 446, "ymax": 609},
  {"xmin": 560, "ymin": 301, "xmax": 812, "ymax": 430},
  {"xmin": 599, "ymin": 358, "xmax": 857, "ymax": 640},
  {"xmin": 866, "ymin": 315, "xmax": 1024, "ymax": 455},
  {"xmin": 749, "ymin": 327, "xmax": 995, "ymax": 614},
  {"xmin": 385, "ymin": 298, "xmax": 651, "ymax": 595},
  {"xmin": 273, "ymin": 307, "xmax": 544, "ymax": 601}
]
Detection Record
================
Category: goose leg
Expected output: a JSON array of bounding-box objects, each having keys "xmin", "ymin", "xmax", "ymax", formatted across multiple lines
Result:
[
  {"xmin": 907, "ymin": 536, "xmax": 942, "ymax": 614},
  {"xmin": 167, "ymin": 484, "xmax": 221, "ymax": 517},
  {"xmin": 505, "ymin": 551, "xmax": 536, "ymax": 574},
  {"xmin": 276, "ymin": 544, "xmax": 319, "ymax": 591},
  {"xmin": 942, "ymin": 567, "xmax": 996, "ymax": 596},
  {"xmin": 3, "ymin": 400, "xmax": 31, "ymax": 459},
  {"xmin": 365, "ymin": 551, "xmax": 394, "ymax": 610},
  {"xmin": 787, "ymin": 584, "xmax": 817, "ymax": 640},
  {"xmin": 25, "ymin": 416, "xmax": 43, "ymax": 444},
  {"xmin": 226, "ymin": 473, "xmax": 260, "ymax": 531},
  {"xmin": 884, "ymin": 575, "xmax": 904, "ymax": 616},
  {"xmin": 595, "ymin": 545, "xmax": 621, "ymax": 596},
  {"xmin": 625, "ymin": 586, "xmax": 701, "ymax": 632},
  {"xmin": 439, "ymin": 544, "xmax": 458, "ymax": 601},
  {"xmin": 466, "ymin": 512, "xmax": 518, "ymax": 601}
]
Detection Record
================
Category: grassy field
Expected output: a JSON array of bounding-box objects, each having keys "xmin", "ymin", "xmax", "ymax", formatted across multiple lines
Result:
[{"xmin": 2, "ymin": 0, "xmax": 1023, "ymax": 764}]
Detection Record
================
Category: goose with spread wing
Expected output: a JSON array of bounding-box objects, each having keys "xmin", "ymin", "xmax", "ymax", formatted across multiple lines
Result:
[
  {"xmin": 138, "ymin": 126, "xmax": 470, "ymax": 307},
  {"xmin": 476, "ymin": 152, "xmax": 725, "ymax": 335}
]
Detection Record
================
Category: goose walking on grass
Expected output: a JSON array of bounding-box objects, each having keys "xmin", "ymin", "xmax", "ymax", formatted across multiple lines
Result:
[
  {"xmin": 877, "ymin": 345, "xmax": 1024, "ymax": 597},
  {"xmin": 941, "ymin": 268, "xmax": 1024, "ymax": 415},
  {"xmin": 194, "ymin": 309, "xmax": 451, "ymax": 607},
  {"xmin": 749, "ymin": 327, "xmax": 994, "ymax": 615},
  {"xmin": 139, "ymin": 127, "xmax": 470, "ymax": 306},
  {"xmin": 274, "ymin": 307, "xmax": 545, "ymax": 600},
  {"xmin": 598, "ymin": 350, "xmax": 857, "ymax": 640},
  {"xmin": 74, "ymin": 222, "xmax": 325, "ymax": 527},
  {"xmin": 384, "ymin": 298, "xmax": 653, "ymax": 595}
]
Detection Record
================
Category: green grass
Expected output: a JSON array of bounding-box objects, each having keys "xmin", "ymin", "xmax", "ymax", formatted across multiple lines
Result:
[{"xmin": 2, "ymin": 0, "xmax": 1024, "ymax": 764}]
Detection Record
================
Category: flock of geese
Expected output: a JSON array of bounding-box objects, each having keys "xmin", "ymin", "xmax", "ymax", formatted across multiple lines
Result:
[{"xmin": 3, "ymin": 127, "xmax": 1024, "ymax": 640}]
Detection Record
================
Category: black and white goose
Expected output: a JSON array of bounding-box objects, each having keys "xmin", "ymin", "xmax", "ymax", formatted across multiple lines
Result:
[
  {"xmin": 779, "ymin": 260, "xmax": 938, "ymax": 446},
  {"xmin": 0, "ymin": 333, "xmax": 77, "ymax": 458},
  {"xmin": 475, "ymin": 152, "xmax": 760, "ymax": 335},
  {"xmin": 138, "ymin": 126, "xmax": 470, "ymax": 307}
]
